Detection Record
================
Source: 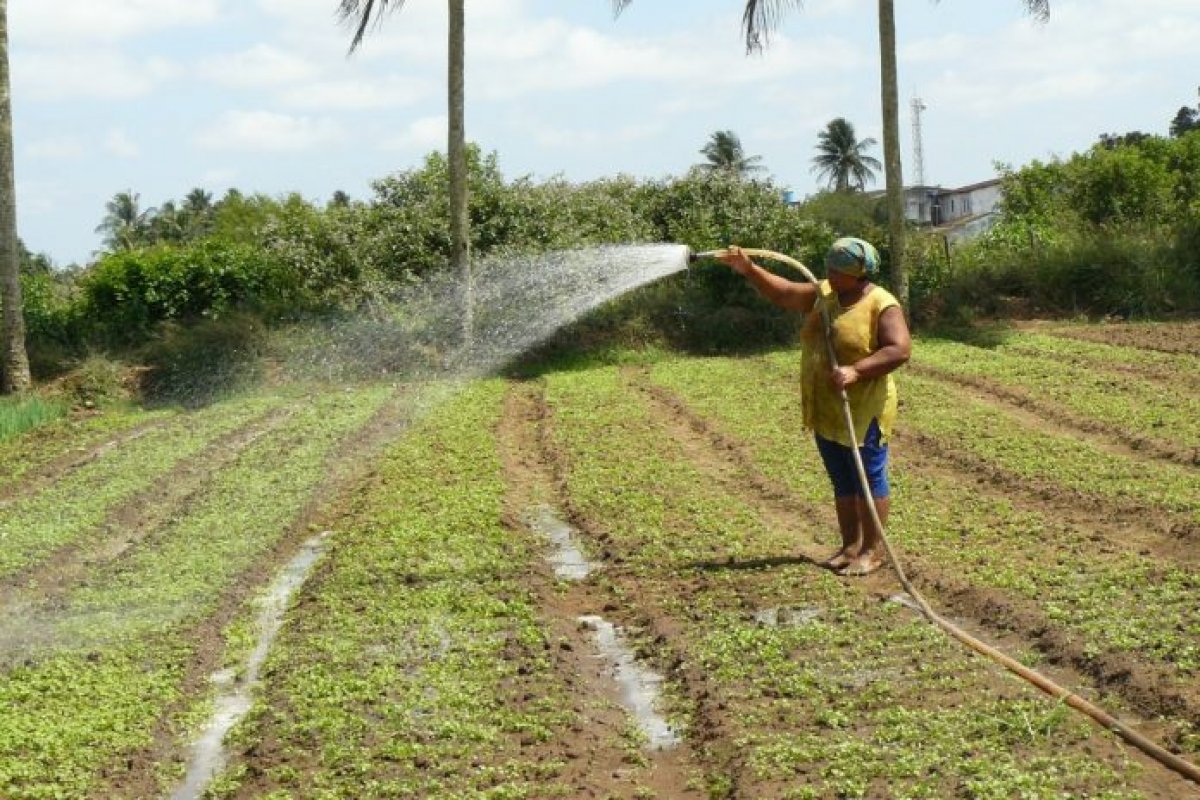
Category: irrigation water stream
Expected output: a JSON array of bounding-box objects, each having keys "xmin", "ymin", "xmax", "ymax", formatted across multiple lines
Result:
[{"xmin": 171, "ymin": 532, "xmax": 331, "ymax": 800}]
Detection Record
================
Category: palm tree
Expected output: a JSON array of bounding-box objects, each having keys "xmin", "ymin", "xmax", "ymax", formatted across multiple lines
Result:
[
  {"xmin": 613, "ymin": 0, "xmax": 1050, "ymax": 311},
  {"xmin": 95, "ymin": 190, "xmax": 153, "ymax": 252},
  {"xmin": 698, "ymin": 130, "xmax": 766, "ymax": 179},
  {"xmin": 0, "ymin": 0, "xmax": 29, "ymax": 393},
  {"xmin": 812, "ymin": 118, "xmax": 881, "ymax": 192},
  {"xmin": 339, "ymin": 0, "xmax": 472, "ymax": 346}
]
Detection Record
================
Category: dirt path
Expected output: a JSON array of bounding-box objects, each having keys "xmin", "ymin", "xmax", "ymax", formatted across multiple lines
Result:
[
  {"xmin": 498, "ymin": 380, "xmax": 707, "ymax": 799},
  {"xmin": 625, "ymin": 370, "xmax": 1200, "ymax": 797}
]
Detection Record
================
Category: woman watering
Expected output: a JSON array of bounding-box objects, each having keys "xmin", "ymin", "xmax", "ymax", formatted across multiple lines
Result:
[{"xmin": 717, "ymin": 238, "xmax": 911, "ymax": 576}]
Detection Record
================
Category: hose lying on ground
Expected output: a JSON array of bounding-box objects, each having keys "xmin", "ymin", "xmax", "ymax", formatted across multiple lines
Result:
[{"xmin": 696, "ymin": 247, "xmax": 1200, "ymax": 788}]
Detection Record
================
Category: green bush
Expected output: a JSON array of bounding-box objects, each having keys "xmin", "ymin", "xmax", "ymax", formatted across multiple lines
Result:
[
  {"xmin": 79, "ymin": 241, "xmax": 279, "ymax": 343},
  {"xmin": 138, "ymin": 313, "xmax": 269, "ymax": 407}
]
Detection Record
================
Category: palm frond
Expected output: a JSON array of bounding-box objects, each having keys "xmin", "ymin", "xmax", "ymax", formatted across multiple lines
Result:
[
  {"xmin": 743, "ymin": 0, "xmax": 804, "ymax": 53},
  {"xmin": 1024, "ymin": 0, "xmax": 1050, "ymax": 21},
  {"xmin": 339, "ymin": 0, "xmax": 409, "ymax": 53},
  {"xmin": 611, "ymin": 0, "xmax": 634, "ymax": 17}
]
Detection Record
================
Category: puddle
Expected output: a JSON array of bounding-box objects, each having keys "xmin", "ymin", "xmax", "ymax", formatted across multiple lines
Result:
[
  {"xmin": 524, "ymin": 505, "xmax": 596, "ymax": 580},
  {"xmin": 753, "ymin": 606, "xmax": 822, "ymax": 627},
  {"xmin": 170, "ymin": 532, "xmax": 332, "ymax": 800},
  {"xmin": 886, "ymin": 593, "xmax": 924, "ymax": 614},
  {"xmin": 577, "ymin": 615, "xmax": 679, "ymax": 751}
]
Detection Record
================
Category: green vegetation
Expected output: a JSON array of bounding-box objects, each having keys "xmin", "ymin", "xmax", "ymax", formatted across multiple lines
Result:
[
  {"xmin": 1, "ymin": 318, "xmax": 1197, "ymax": 797},
  {"xmin": 545, "ymin": 361, "xmax": 1152, "ymax": 797},
  {"xmin": 217, "ymin": 382, "xmax": 590, "ymax": 798},
  {"xmin": 0, "ymin": 384, "xmax": 392, "ymax": 798},
  {"xmin": 915, "ymin": 130, "xmax": 1200, "ymax": 321},
  {"xmin": 0, "ymin": 394, "xmax": 64, "ymax": 442}
]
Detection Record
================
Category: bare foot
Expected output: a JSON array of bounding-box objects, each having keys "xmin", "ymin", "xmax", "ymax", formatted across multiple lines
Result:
[
  {"xmin": 838, "ymin": 552, "xmax": 884, "ymax": 577},
  {"xmin": 822, "ymin": 547, "xmax": 856, "ymax": 571}
]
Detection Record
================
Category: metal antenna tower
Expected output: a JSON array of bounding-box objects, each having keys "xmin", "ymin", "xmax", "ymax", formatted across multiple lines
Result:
[{"xmin": 911, "ymin": 96, "xmax": 927, "ymax": 187}]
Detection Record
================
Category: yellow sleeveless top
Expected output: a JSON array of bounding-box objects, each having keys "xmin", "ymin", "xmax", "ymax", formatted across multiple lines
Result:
[{"xmin": 800, "ymin": 280, "xmax": 900, "ymax": 447}]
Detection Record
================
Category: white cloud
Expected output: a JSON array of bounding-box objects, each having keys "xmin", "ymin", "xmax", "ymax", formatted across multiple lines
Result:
[
  {"xmin": 11, "ymin": 0, "xmax": 221, "ymax": 45},
  {"xmin": 904, "ymin": 0, "xmax": 1200, "ymax": 117},
  {"xmin": 200, "ymin": 168, "xmax": 239, "ymax": 187},
  {"xmin": 527, "ymin": 121, "xmax": 664, "ymax": 149},
  {"xmin": 382, "ymin": 116, "xmax": 447, "ymax": 152},
  {"xmin": 469, "ymin": 20, "xmax": 852, "ymax": 101},
  {"xmin": 279, "ymin": 76, "xmax": 433, "ymax": 111},
  {"xmin": 104, "ymin": 129, "xmax": 140, "ymax": 159},
  {"xmin": 198, "ymin": 44, "xmax": 320, "ymax": 89},
  {"xmin": 25, "ymin": 137, "xmax": 85, "ymax": 160},
  {"xmin": 195, "ymin": 111, "xmax": 347, "ymax": 152},
  {"xmin": 14, "ymin": 51, "xmax": 180, "ymax": 101}
]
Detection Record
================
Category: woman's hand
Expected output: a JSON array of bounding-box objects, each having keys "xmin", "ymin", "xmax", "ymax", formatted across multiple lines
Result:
[
  {"xmin": 716, "ymin": 245, "xmax": 755, "ymax": 276},
  {"xmin": 830, "ymin": 365, "xmax": 861, "ymax": 390}
]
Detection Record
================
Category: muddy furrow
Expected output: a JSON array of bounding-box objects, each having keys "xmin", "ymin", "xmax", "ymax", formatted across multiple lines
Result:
[
  {"xmin": 100, "ymin": 387, "xmax": 419, "ymax": 798},
  {"xmin": 0, "ymin": 418, "xmax": 166, "ymax": 506},
  {"xmin": 0, "ymin": 407, "xmax": 295, "ymax": 615},
  {"xmin": 498, "ymin": 381, "xmax": 705, "ymax": 799},
  {"xmin": 628, "ymin": 371, "xmax": 1200, "ymax": 760},
  {"xmin": 896, "ymin": 428, "xmax": 1198, "ymax": 557},
  {"xmin": 529, "ymin": 380, "xmax": 751, "ymax": 797},
  {"xmin": 909, "ymin": 362, "xmax": 1200, "ymax": 468}
]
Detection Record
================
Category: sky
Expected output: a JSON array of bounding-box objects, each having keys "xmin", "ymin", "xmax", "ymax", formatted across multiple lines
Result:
[{"xmin": 11, "ymin": 0, "xmax": 1200, "ymax": 267}]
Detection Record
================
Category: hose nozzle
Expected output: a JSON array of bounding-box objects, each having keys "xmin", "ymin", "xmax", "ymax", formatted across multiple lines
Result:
[{"xmin": 688, "ymin": 248, "xmax": 724, "ymax": 264}]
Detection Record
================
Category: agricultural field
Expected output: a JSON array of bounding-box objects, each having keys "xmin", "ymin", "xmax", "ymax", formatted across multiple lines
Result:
[{"xmin": 1, "ymin": 320, "xmax": 1199, "ymax": 799}]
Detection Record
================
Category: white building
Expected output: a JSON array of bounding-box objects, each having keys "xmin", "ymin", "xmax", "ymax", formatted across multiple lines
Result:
[{"xmin": 901, "ymin": 178, "xmax": 1003, "ymax": 227}]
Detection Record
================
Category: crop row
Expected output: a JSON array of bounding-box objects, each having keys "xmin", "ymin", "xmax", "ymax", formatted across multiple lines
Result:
[
  {"xmin": 542, "ymin": 364, "xmax": 1157, "ymax": 798},
  {"xmin": 0, "ymin": 404, "xmax": 173, "ymax": 498},
  {"xmin": 914, "ymin": 336, "xmax": 1200, "ymax": 457},
  {"xmin": 997, "ymin": 331, "xmax": 1200, "ymax": 392},
  {"xmin": 646, "ymin": 353, "xmax": 1200, "ymax": 750},
  {"xmin": 0, "ymin": 394, "xmax": 282, "ymax": 582},
  {"xmin": 0, "ymin": 384, "xmax": 395, "ymax": 799},
  {"xmin": 216, "ymin": 381, "xmax": 617, "ymax": 799}
]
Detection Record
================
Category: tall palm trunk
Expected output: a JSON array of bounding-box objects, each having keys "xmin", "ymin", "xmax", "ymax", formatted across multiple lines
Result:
[
  {"xmin": 878, "ymin": 0, "xmax": 907, "ymax": 310},
  {"xmin": 447, "ymin": 0, "xmax": 472, "ymax": 347},
  {"xmin": 0, "ymin": 0, "xmax": 29, "ymax": 394}
]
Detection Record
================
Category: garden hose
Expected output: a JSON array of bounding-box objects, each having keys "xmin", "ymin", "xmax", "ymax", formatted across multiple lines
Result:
[{"xmin": 692, "ymin": 247, "xmax": 1200, "ymax": 787}]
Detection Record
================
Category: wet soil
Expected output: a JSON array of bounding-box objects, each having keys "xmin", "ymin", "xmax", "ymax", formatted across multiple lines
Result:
[
  {"xmin": 497, "ymin": 380, "xmax": 706, "ymax": 799},
  {"xmin": 98, "ymin": 387, "xmax": 419, "ymax": 799}
]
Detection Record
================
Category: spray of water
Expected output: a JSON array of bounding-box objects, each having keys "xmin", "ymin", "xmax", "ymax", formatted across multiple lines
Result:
[{"xmin": 279, "ymin": 243, "xmax": 693, "ymax": 383}]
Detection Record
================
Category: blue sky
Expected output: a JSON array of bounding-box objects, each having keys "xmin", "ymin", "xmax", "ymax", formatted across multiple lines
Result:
[{"xmin": 12, "ymin": 0, "xmax": 1199, "ymax": 266}]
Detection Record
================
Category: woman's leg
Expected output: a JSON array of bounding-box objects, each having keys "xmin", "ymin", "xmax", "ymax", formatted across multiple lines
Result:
[
  {"xmin": 825, "ymin": 496, "xmax": 862, "ymax": 569},
  {"xmin": 839, "ymin": 420, "xmax": 890, "ymax": 576},
  {"xmin": 842, "ymin": 496, "xmax": 888, "ymax": 574}
]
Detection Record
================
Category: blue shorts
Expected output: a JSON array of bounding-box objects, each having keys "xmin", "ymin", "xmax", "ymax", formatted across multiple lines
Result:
[{"xmin": 814, "ymin": 418, "xmax": 890, "ymax": 498}]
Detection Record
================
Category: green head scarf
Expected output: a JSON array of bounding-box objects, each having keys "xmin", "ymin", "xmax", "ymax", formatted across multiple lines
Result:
[{"xmin": 824, "ymin": 237, "xmax": 880, "ymax": 278}]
